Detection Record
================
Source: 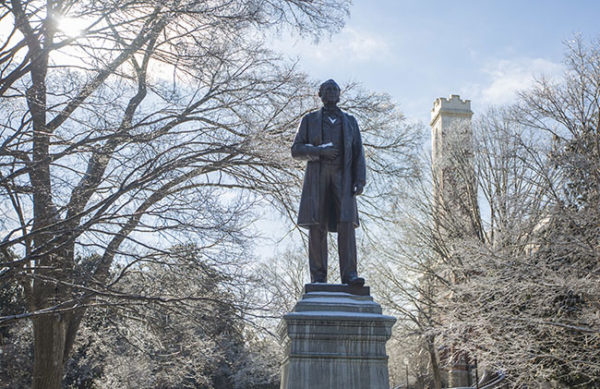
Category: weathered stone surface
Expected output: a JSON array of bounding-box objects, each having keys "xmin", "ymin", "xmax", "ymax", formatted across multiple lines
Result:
[{"xmin": 279, "ymin": 284, "xmax": 395, "ymax": 389}]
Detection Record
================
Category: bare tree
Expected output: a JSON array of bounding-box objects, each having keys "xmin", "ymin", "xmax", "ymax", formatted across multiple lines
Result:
[
  {"xmin": 0, "ymin": 1, "xmax": 428, "ymax": 387},
  {"xmin": 67, "ymin": 246, "xmax": 280, "ymax": 389},
  {"xmin": 378, "ymin": 37, "xmax": 600, "ymax": 388},
  {"xmin": 438, "ymin": 37, "xmax": 600, "ymax": 387},
  {"xmin": 0, "ymin": 1, "xmax": 358, "ymax": 387},
  {"xmin": 371, "ymin": 163, "xmax": 446, "ymax": 389},
  {"xmin": 1, "ymin": 244, "xmax": 283, "ymax": 388}
]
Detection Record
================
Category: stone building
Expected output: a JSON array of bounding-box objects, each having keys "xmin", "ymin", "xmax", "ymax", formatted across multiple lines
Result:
[
  {"xmin": 430, "ymin": 95, "xmax": 479, "ymax": 388},
  {"xmin": 431, "ymin": 95, "xmax": 481, "ymax": 241}
]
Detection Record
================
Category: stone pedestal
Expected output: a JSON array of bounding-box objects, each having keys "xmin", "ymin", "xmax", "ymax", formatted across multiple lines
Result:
[{"xmin": 279, "ymin": 284, "xmax": 396, "ymax": 389}]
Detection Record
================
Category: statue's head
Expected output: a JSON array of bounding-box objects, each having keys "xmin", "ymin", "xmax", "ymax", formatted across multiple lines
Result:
[{"xmin": 318, "ymin": 79, "xmax": 340, "ymax": 107}]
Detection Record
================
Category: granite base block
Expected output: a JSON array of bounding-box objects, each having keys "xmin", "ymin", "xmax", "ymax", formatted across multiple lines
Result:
[{"xmin": 279, "ymin": 283, "xmax": 396, "ymax": 389}]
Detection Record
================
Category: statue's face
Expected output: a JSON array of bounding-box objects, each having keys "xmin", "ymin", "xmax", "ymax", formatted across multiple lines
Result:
[{"xmin": 319, "ymin": 80, "xmax": 340, "ymax": 106}]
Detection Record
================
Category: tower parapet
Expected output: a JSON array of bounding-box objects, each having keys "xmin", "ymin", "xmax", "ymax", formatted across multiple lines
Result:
[{"xmin": 431, "ymin": 94, "xmax": 472, "ymax": 126}]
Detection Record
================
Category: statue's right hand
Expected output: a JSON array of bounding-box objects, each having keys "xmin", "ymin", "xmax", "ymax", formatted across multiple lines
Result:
[{"xmin": 320, "ymin": 147, "xmax": 338, "ymax": 160}]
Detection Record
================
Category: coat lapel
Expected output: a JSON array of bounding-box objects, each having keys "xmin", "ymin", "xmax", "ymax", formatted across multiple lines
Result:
[{"xmin": 310, "ymin": 109, "xmax": 323, "ymax": 145}]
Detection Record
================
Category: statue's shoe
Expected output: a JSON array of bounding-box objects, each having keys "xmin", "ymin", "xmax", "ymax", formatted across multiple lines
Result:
[{"xmin": 343, "ymin": 275, "xmax": 365, "ymax": 287}]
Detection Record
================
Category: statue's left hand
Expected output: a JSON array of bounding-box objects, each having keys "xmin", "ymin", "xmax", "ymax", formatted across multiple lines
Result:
[{"xmin": 352, "ymin": 183, "xmax": 364, "ymax": 196}]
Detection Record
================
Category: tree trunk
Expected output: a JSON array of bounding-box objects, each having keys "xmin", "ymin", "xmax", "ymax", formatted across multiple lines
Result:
[
  {"xmin": 32, "ymin": 315, "xmax": 68, "ymax": 389},
  {"xmin": 426, "ymin": 335, "xmax": 443, "ymax": 389}
]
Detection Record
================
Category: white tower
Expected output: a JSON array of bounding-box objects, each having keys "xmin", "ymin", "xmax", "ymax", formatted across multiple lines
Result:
[
  {"xmin": 430, "ymin": 95, "xmax": 478, "ymax": 238},
  {"xmin": 431, "ymin": 95, "xmax": 473, "ymax": 176},
  {"xmin": 430, "ymin": 95, "xmax": 478, "ymax": 388}
]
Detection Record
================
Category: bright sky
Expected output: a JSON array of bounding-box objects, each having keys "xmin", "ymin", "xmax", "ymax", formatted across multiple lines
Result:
[{"xmin": 272, "ymin": 0, "xmax": 600, "ymax": 124}]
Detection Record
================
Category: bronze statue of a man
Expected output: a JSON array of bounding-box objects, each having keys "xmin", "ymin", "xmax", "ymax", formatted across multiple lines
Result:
[{"xmin": 291, "ymin": 79, "xmax": 366, "ymax": 286}]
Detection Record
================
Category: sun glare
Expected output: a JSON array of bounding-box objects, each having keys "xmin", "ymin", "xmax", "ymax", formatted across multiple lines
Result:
[{"xmin": 55, "ymin": 16, "xmax": 88, "ymax": 38}]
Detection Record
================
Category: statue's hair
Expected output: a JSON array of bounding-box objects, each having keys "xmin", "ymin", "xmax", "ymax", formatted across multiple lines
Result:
[{"xmin": 318, "ymin": 79, "xmax": 340, "ymax": 97}]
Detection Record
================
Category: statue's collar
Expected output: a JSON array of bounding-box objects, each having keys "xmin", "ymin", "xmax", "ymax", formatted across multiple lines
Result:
[{"xmin": 321, "ymin": 106, "xmax": 342, "ymax": 117}]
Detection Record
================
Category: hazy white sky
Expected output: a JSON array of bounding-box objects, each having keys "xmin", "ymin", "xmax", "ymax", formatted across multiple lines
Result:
[{"xmin": 271, "ymin": 0, "xmax": 600, "ymax": 124}]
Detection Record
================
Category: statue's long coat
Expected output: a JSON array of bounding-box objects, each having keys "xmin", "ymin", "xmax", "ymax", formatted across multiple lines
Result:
[{"xmin": 291, "ymin": 108, "xmax": 366, "ymax": 232}]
